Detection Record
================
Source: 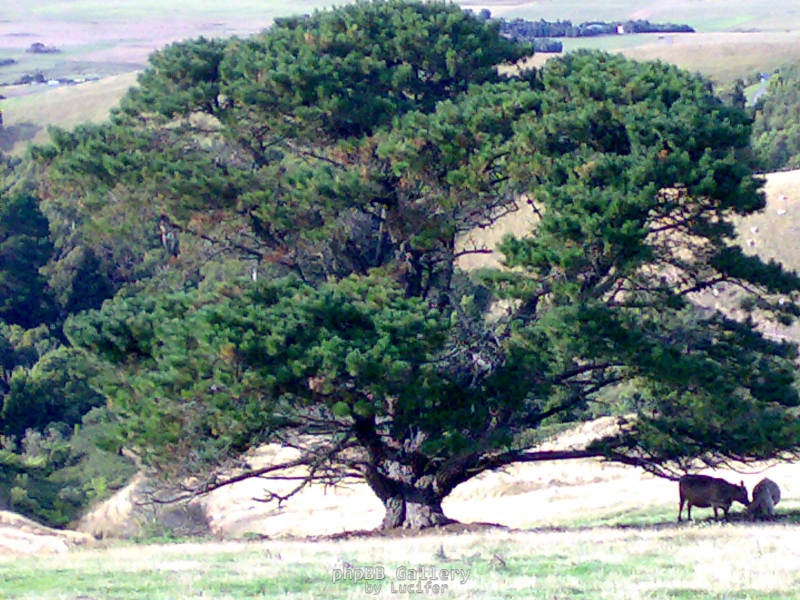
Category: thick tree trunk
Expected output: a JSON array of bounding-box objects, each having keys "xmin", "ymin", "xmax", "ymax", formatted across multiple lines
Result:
[
  {"xmin": 362, "ymin": 459, "xmax": 455, "ymax": 530},
  {"xmin": 353, "ymin": 414, "xmax": 462, "ymax": 530},
  {"xmin": 380, "ymin": 491, "xmax": 453, "ymax": 530}
]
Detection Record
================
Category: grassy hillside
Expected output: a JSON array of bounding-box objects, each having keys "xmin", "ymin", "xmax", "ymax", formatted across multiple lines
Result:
[
  {"xmin": 0, "ymin": 73, "xmax": 137, "ymax": 153},
  {"xmin": 620, "ymin": 32, "xmax": 800, "ymax": 84},
  {"xmin": 0, "ymin": 0, "xmax": 328, "ymax": 86},
  {"xmin": 737, "ymin": 170, "xmax": 800, "ymax": 275}
]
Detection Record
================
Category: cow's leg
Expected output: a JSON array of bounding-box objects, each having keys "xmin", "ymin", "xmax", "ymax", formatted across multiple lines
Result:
[
  {"xmin": 713, "ymin": 506, "xmax": 719, "ymax": 520},
  {"xmin": 678, "ymin": 498, "xmax": 685, "ymax": 522},
  {"xmin": 687, "ymin": 503, "xmax": 692, "ymax": 522}
]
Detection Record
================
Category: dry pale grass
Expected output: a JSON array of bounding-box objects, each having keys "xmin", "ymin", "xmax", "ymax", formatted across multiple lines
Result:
[
  {"xmin": 737, "ymin": 169, "xmax": 800, "ymax": 273},
  {"xmin": 0, "ymin": 72, "xmax": 139, "ymax": 155},
  {"xmin": 0, "ymin": 511, "xmax": 93, "ymax": 555},
  {"xmin": 695, "ymin": 169, "xmax": 800, "ymax": 339},
  {"xmin": 455, "ymin": 200, "xmax": 539, "ymax": 271},
  {"xmin": 621, "ymin": 31, "xmax": 800, "ymax": 83}
]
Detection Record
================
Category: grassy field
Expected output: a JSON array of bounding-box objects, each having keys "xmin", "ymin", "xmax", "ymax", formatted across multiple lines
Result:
[
  {"xmin": 0, "ymin": 73, "xmax": 137, "ymax": 153},
  {"xmin": 3, "ymin": 0, "xmax": 327, "ymax": 20},
  {"xmin": 0, "ymin": 0, "xmax": 308, "ymax": 86},
  {"xmin": 4, "ymin": 519, "xmax": 800, "ymax": 598},
  {"xmin": 33, "ymin": 419, "xmax": 798, "ymax": 599}
]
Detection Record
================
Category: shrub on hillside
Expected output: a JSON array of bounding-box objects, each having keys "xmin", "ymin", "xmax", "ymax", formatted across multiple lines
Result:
[
  {"xmin": 0, "ymin": 409, "xmax": 137, "ymax": 527},
  {"xmin": 752, "ymin": 63, "xmax": 800, "ymax": 172}
]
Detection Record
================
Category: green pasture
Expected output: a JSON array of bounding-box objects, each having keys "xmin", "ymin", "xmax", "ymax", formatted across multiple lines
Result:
[
  {"xmin": 0, "ymin": 44, "xmax": 132, "ymax": 85},
  {"xmin": 0, "ymin": 0, "xmax": 339, "ymax": 86},
  {"xmin": 559, "ymin": 33, "xmax": 664, "ymax": 52},
  {"xmin": 2, "ymin": 521, "xmax": 799, "ymax": 600}
]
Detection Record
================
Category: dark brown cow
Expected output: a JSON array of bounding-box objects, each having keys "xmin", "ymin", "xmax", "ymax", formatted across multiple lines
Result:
[{"xmin": 678, "ymin": 474, "xmax": 749, "ymax": 522}]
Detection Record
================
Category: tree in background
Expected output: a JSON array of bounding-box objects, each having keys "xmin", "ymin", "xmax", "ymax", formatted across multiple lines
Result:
[
  {"xmin": 0, "ymin": 152, "xmax": 136, "ymax": 526},
  {"xmin": 752, "ymin": 63, "xmax": 800, "ymax": 172},
  {"xmin": 0, "ymin": 186, "xmax": 54, "ymax": 328},
  {"xmin": 41, "ymin": 1, "xmax": 800, "ymax": 530}
]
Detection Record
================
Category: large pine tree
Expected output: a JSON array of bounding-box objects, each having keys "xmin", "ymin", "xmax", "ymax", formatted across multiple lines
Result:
[{"xmin": 39, "ymin": 1, "xmax": 800, "ymax": 529}]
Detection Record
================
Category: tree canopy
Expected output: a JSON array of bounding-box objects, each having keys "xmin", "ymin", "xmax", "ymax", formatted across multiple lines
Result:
[
  {"xmin": 34, "ymin": 0, "xmax": 800, "ymax": 530},
  {"xmin": 0, "ymin": 150, "xmax": 135, "ymax": 527},
  {"xmin": 0, "ymin": 185, "xmax": 54, "ymax": 329},
  {"xmin": 752, "ymin": 63, "xmax": 800, "ymax": 172}
]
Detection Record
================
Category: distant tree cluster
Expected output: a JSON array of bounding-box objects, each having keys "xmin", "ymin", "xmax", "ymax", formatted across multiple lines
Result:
[
  {"xmin": 26, "ymin": 42, "xmax": 60, "ymax": 54},
  {"xmin": 498, "ymin": 17, "xmax": 694, "ymax": 39},
  {"xmin": 752, "ymin": 63, "xmax": 800, "ymax": 172},
  {"xmin": 14, "ymin": 72, "xmax": 46, "ymax": 85},
  {"xmin": 469, "ymin": 10, "xmax": 694, "ymax": 53},
  {"xmin": 531, "ymin": 38, "xmax": 564, "ymax": 53}
]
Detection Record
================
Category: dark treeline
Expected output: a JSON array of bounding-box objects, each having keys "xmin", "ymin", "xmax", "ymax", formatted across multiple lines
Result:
[
  {"xmin": 531, "ymin": 38, "xmax": 564, "ymax": 53},
  {"xmin": 470, "ymin": 9, "xmax": 694, "ymax": 53},
  {"xmin": 499, "ymin": 18, "xmax": 694, "ymax": 39}
]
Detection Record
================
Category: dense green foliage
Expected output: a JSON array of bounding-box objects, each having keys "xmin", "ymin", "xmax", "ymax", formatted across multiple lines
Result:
[
  {"xmin": 0, "ymin": 151, "xmax": 135, "ymax": 526},
  {"xmin": 0, "ymin": 187, "xmax": 53, "ymax": 328},
  {"xmin": 752, "ymin": 63, "xmax": 800, "ymax": 172},
  {"xmin": 0, "ymin": 407, "xmax": 136, "ymax": 526},
  {"xmin": 13, "ymin": 0, "xmax": 800, "ymax": 530}
]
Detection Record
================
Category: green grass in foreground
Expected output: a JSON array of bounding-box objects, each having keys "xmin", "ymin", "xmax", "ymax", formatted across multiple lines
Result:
[
  {"xmin": 1, "ymin": 524, "xmax": 799, "ymax": 600},
  {"xmin": 560, "ymin": 504, "xmax": 676, "ymax": 528}
]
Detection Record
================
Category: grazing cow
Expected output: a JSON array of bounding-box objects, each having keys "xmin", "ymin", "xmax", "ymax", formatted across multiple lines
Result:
[
  {"xmin": 678, "ymin": 474, "xmax": 749, "ymax": 522},
  {"xmin": 745, "ymin": 478, "xmax": 781, "ymax": 521}
]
